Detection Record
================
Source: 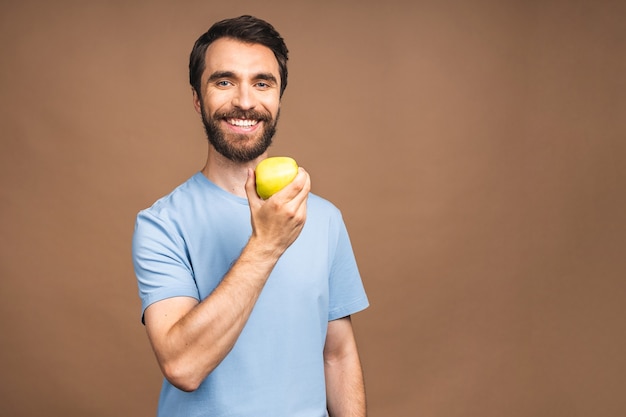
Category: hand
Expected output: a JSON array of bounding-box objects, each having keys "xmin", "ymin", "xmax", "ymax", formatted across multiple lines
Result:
[{"xmin": 245, "ymin": 166, "xmax": 311, "ymax": 257}]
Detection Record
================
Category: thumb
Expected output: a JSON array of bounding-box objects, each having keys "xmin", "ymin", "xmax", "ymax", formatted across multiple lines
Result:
[{"xmin": 244, "ymin": 168, "xmax": 261, "ymax": 202}]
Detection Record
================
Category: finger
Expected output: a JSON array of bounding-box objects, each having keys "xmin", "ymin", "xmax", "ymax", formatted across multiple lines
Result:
[
  {"xmin": 271, "ymin": 167, "xmax": 310, "ymax": 202},
  {"xmin": 289, "ymin": 168, "xmax": 311, "ymax": 206},
  {"xmin": 281, "ymin": 168, "xmax": 311, "ymax": 218},
  {"xmin": 244, "ymin": 168, "xmax": 262, "ymax": 205}
]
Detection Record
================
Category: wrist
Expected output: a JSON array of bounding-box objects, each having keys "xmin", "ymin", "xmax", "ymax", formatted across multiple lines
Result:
[{"xmin": 243, "ymin": 235, "xmax": 284, "ymax": 265}]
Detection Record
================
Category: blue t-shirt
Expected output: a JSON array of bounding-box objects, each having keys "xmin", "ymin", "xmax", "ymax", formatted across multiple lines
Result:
[{"xmin": 132, "ymin": 172, "xmax": 369, "ymax": 417}]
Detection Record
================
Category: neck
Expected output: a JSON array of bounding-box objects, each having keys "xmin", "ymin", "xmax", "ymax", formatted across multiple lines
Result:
[{"xmin": 202, "ymin": 147, "xmax": 267, "ymax": 197}]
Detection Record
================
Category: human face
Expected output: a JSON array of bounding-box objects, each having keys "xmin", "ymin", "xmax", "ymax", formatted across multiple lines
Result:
[{"xmin": 194, "ymin": 37, "xmax": 282, "ymax": 162}]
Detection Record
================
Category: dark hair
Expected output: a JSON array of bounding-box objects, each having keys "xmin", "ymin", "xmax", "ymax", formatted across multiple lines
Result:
[{"xmin": 189, "ymin": 15, "xmax": 289, "ymax": 98}]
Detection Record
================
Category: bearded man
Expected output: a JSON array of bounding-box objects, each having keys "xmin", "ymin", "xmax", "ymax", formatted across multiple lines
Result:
[{"xmin": 132, "ymin": 15, "xmax": 369, "ymax": 417}]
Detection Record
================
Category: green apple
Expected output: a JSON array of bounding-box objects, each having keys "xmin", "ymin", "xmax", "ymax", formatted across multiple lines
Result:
[{"xmin": 255, "ymin": 156, "xmax": 299, "ymax": 199}]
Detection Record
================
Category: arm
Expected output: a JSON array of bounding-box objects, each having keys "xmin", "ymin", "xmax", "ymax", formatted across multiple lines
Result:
[
  {"xmin": 324, "ymin": 316, "xmax": 367, "ymax": 417},
  {"xmin": 143, "ymin": 167, "xmax": 310, "ymax": 392}
]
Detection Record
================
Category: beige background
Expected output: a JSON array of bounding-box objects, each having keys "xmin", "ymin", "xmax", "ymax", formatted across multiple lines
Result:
[{"xmin": 1, "ymin": 0, "xmax": 625, "ymax": 416}]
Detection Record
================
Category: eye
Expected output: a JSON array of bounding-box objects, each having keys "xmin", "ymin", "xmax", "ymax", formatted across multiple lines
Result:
[
  {"xmin": 256, "ymin": 82, "xmax": 269, "ymax": 89},
  {"xmin": 216, "ymin": 80, "xmax": 232, "ymax": 87}
]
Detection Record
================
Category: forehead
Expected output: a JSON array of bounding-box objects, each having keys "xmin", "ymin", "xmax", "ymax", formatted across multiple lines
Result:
[{"xmin": 204, "ymin": 37, "xmax": 280, "ymax": 79}]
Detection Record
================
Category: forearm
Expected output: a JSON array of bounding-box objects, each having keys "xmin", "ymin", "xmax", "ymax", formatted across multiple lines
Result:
[
  {"xmin": 147, "ymin": 237, "xmax": 281, "ymax": 391},
  {"xmin": 325, "ymin": 351, "xmax": 367, "ymax": 417},
  {"xmin": 324, "ymin": 317, "xmax": 367, "ymax": 417}
]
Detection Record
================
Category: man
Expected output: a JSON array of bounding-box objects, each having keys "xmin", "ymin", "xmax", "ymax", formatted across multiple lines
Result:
[{"xmin": 132, "ymin": 15, "xmax": 369, "ymax": 416}]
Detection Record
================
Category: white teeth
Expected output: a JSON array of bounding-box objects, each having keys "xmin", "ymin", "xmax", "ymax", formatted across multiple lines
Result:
[{"xmin": 228, "ymin": 119, "xmax": 258, "ymax": 127}]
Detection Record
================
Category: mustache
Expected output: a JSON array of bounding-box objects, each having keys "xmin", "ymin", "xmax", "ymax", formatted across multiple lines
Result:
[{"xmin": 215, "ymin": 109, "xmax": 272, "ymax": 122}]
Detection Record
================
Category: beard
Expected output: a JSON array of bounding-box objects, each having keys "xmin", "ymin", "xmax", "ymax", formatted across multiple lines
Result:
[{"xmin": 201, "ymin": 104, "xmax": 279, "ymax": 163}]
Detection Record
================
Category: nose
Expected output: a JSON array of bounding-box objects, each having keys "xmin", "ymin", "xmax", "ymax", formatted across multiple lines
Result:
[{"xmin": 232, "ymin": 84, "xmax": 256, "ymax": 110}]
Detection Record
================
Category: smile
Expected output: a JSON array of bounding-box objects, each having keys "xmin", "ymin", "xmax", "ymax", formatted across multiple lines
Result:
[{"xmin": 227, "ymin": 118, "xmax": 259, "ymax": 127}]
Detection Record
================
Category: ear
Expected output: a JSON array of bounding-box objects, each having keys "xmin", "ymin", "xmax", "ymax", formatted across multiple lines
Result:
[{"xmin": 192, "ymin": 88, "xmax": 202, "ymax": 115}]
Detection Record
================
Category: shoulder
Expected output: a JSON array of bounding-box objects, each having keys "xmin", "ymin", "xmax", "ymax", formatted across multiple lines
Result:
[
  {"xmin": 145, "ymin": 173, "xmax": 202, "ymax": 208},
  {"xmin": 136, "ymin": 173, "xmax": 206, "ymax": 222},
  {"xmin": 305, "ymin": 193, "xmax": 350, "ymax": 237},
  {"xmin": 308, "ymin": 192, "xmax": 341, "ymax": 216}
]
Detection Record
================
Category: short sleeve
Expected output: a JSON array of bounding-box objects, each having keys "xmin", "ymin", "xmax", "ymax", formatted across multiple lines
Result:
[
  {"xmin": 327, "ymin": 212, "xmax": 369, "ymax": 321},
  {"xmin": 132, "ymin": 210, "xmax": 200, "ymax": 322}
]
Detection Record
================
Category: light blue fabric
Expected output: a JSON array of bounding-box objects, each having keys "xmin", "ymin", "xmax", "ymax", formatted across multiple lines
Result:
[{"xmin": 132, "ymin": 172, "xmax": 369, "ymax": 417}]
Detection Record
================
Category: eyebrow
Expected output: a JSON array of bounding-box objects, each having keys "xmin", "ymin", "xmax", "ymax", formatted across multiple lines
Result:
[
  {"xmin": 207, "ymin": 71, "xmax": 278, "ymax": 84},
  {"xmin": 255, "ymin": 73, "xmax": 278, "ymax": 84},
  {"xmin": 207, "ymin": 71, "xmax": 235, "ymax": 82}
]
